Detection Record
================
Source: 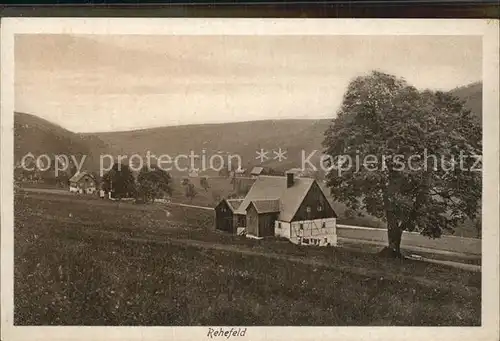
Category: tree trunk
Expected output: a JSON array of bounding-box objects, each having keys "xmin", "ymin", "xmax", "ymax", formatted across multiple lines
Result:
[
  {"xmin": 387, "ymin": 223, "xmax": 403, "ymax": 255},
  {"xmin": 380, "ymin": 218, "xmax": 404, "ymax": 258}
]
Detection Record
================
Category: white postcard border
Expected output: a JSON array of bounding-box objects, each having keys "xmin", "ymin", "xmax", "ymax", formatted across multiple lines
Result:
[{"xmin": 1, "ymin": 18, "xmax": 499, "ymax": 341}]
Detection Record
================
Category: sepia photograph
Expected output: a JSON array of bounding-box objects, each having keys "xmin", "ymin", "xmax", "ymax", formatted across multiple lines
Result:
[{"xmin": 1, "ymin": 18, "xmax": 499, "ymax": 341}]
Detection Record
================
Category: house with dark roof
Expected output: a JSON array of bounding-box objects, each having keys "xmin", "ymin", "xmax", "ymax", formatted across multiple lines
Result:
[
  {"xmin": 217, "ymin": 171, "xmax": 338, "ymax": 246},
  {"xmin": 231, "ymin": 167, "xmax": 247, "ymax": 177},
  {"xmin": 69, "ymin": 171, "xmax": 96, "ymax": 194}
]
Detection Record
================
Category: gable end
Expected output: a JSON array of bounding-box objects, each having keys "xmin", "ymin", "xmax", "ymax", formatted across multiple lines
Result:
[{"xmin": 291, "ymin": 181, "xmax": 337, "ymax": 221}]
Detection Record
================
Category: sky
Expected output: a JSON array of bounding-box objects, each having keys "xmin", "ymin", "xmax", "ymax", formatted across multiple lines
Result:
[{"xmin": 14, "ymin": 34, "xmax": 481, "ymax": 133}]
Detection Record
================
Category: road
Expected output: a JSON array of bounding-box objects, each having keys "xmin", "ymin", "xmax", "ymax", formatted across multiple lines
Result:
[{"xmin": 337, "ymin": 225, "xmax": 481, "ymax": 257}]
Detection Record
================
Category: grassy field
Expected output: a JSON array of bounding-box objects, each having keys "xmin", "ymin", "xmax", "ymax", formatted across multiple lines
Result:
[{"xmin": 14, "ymin": 191, "xmax": 480, "ymax": 326}]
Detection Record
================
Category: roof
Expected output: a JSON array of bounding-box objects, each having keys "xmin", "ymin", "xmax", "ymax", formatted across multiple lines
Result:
[
  {"xmin": 226, "ymin": 199, "xmax": 244, "ymax": 212},
  {"xmin": 247, "ymin": 199, "xmax": 280, "ymax": 214},
  {"xmin": 69, "ymin": 171, "xmax": 94, "ymax": 183},
  {"xmin": 250, "ymin": 166, "xmax": 264, "ymax": 175},
  {"xmin": 235, "ymin": 175, "xmax": 328, "ymax": 222},
  {"xmin": 188, "ymin": 169, "xmax": 199, "ymax": 177}
]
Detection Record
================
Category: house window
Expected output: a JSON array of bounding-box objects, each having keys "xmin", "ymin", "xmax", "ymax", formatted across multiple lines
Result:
[
  {"xmin": 303, "ymin": 238, "xmax": 309, "ymax": 244},
  {"xmin": 299, "ymin": 223, "xmax": 304, "ymax": 230},
  {"xmin": 278, "ymin": 222, "xmax": 282, "ymax": 229},
  {"xmin": 306, "ymin": 206, "xmax": 311, "ymax": 213},
  {"xmin": 221, "ymin": 207, "xmax": 227, "ymax": 213},
  {"xmin": 322, "ymin": 222, "xmax": 326, "ymax": 229},
  {"xmin": 318, "ymin": 205, "xmax": 323, "ymax": 212}
]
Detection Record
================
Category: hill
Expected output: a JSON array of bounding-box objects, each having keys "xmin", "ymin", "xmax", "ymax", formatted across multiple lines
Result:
[
  {"xmin": 449, "ymin": 82, "xmax": 482, "ymax": 124},
  {"xmin": 15, "ymin": 81, "xmax": 482, "ymax": 177},
  {"xmin": 89, "ymin": 119, "xmax": 331, "ymax": 176},
  {"xmin": 14, "ymin": 112, "xmax": 114, "ymax": 172}
]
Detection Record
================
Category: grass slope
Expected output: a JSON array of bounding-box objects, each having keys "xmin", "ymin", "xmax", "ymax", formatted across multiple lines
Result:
[{"xmin": 15, "ymin": 192, "xmax": 480, "ymax": 326}]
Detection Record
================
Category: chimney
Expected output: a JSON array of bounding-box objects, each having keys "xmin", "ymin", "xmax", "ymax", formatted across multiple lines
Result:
[{"xmin": 286, "ymin": 172, "xmax": 294, "ymax": 188}]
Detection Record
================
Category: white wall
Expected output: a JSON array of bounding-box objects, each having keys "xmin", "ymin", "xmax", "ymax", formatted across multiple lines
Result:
[
  {"xmin": 275, "ymin": 218, "xmax": 337, "ymax": 246},
  {"xmin": 275, "ymin": 221, "xmax": 291, "ymax": 238}
]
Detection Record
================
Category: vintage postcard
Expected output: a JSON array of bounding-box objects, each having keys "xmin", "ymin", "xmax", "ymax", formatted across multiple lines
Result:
[{"xmin": 1, "ymin": 18, "xmax": 499, "ymax": 341}]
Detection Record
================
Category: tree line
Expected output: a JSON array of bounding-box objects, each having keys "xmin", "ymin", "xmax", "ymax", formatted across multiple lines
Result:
[
  {"xmin": 100, "ymin": 163, "xmax": 206, "ymax": 203},
  {"xmin": 100, "ymin": 163, "xmax": 174, "ymax": 203}
]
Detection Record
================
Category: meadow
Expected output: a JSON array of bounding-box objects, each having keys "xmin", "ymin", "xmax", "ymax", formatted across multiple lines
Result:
[{"xmin": 14, "ymin": 191, "xmax": 481, "ymax": 326}]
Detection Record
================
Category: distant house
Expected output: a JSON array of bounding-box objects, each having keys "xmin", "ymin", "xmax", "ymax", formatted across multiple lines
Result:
[
  {"xmin": 188, "ymin": 169, "xmax": 199, "ymax": 178},
  {"xmin": 69, "ymin": 171, "xmax": 96, "ymax": 194},
  {"xmin": 215, "ymin": 198, "xmax": 245, "ymax": 234},
  {"xmin": 231, "ymin": 167, "xmax": 247, "ymax": 178},
  {"xmin": 217, "ymin": 171, "xmax": 338, "ymax": 246},
  {"xmin": 250, "ymin": 166, "xmax": 264, "ymax": 178}
]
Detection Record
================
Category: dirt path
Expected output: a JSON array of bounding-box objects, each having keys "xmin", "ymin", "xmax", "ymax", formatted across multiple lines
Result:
[{"xmin": 167, "ymin": 202, "xmax": 214, "ymax": 210}]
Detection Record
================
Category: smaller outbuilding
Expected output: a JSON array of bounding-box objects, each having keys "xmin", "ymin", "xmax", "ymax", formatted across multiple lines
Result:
[
  {"xmin": 214, "ymin": 198, "xmax": 245, "ymax": 234},
  {"xmin": 245, "ymin": 199, "xmax": 280, "ymax": 238}
]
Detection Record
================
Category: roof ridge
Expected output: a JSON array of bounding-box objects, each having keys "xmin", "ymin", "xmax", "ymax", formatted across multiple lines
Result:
[{"xmin": 233, "ymin": 176, "xmax": 319, "ymax": 220}]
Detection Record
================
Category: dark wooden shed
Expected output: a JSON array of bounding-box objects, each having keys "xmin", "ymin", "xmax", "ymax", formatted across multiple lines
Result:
[
  {"xmin": 215, "ymin": 198, "xmax": 244, "ymax": 234},
  {"xmin": 245, "ymin": 199, "xmax": 280, "ymax": 238}
]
